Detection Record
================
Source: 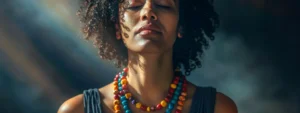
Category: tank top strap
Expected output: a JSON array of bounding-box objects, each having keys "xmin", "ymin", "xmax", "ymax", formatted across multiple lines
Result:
[
  {"xmin": 189, "ymin": 86, "xmax": 217, "ymax": 113},
  {"xmin": 83, "ymin": 88, "xmax": 102, "ymax": 113}
]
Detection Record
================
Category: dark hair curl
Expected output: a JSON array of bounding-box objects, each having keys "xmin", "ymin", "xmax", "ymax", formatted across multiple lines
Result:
[{"xmin": 77, "ymin": 0, "xmax": 219, "ymax": 75}]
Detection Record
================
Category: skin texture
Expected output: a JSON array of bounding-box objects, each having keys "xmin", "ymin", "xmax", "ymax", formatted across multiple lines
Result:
[{"xmin": 58, "ymin": 0, "xmax": 237, "ymax": 113}]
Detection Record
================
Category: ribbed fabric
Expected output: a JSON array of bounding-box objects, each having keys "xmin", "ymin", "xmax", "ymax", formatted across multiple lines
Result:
[{"xmin": 83, "ymin": 86, "xmax": 216, "ymax": 113}]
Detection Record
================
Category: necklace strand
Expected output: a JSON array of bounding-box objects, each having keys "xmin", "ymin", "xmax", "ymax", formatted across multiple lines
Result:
[{"xmin": 112, "ymin": 68, "xmax": 187, "ymax": 113}]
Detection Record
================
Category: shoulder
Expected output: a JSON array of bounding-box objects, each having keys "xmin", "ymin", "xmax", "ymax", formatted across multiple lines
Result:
[
  {"xmin": 57, "ymin": 94, "xmax": 84, "ymax": 113},
  {"xmin": 214, "ymin": 92, "xmax": 238, "ymax": 113}
]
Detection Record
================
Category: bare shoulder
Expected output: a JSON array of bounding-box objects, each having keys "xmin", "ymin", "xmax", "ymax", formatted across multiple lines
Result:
[
  {"xmin": 215, "ymin": 92, "xmax": 238, "ymax": 113},
  {"xmin": 57, "ymin": 94, "xmax": 84, "ymax": 113}
]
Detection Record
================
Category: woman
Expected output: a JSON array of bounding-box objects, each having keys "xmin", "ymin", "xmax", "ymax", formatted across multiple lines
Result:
[{"xmin": 58, "ymin": 0, "xmax": 237, "ymax": 113}]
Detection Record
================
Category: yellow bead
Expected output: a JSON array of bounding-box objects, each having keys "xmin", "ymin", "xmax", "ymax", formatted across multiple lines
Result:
[
  {"xmin": 170, "ymin": 84, "xmax": 177, "ymax": 89},
  {"xmin": 160, "ymin": 100, "xmax": 167, "ymax": 107},
  {"xmin": 121, "ymin": 79, "xmax": 127, "ymax": 85},
  {"xmin": 147, "ymin": 107, "xmax": 151, "ymax": 111},
  {"xmin": 177, "ymin": 106, "xmax": 183, "ymax": 110},
  {"xmin": 136, "ymin": 103, "xmax": 142, "ymax": 108},
  {"xmin": 113, "ymin": 100, "xmax": 120, "ymax": 105},
  {"xmin": 125, "ymin": 93, "xmax": 131, "ymax": 99},
  {"xmin": 114, "ymin": 105, "xmax": 121, "ymax": 110}
]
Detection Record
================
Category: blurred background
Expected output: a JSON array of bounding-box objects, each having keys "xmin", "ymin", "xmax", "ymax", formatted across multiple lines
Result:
[{"xmin": 0, "ymin": 0, "xmax": 299, "ymax": 113}]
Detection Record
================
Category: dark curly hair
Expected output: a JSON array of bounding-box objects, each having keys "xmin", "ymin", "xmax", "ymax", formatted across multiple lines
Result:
[{"xmin": 77, "ymin": 0, "xmax": 219, "ymax": 76}]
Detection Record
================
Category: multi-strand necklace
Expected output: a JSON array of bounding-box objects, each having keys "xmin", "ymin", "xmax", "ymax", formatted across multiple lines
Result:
[{"xmin": 112, "ymin": 68, "xmax": 187, "ymax": 113}]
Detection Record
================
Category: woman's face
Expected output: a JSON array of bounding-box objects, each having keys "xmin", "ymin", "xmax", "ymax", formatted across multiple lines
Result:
[{"xmin": 117, "ymin": 0, "xmax": 179, "ymax": 54}]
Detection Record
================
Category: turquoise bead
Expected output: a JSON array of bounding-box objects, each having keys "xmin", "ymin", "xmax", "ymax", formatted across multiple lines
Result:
[
  {"xmin": 121, "ymin": 96, "xmax": 127, "ymax": 100},
  {"xmin": 171, "ymin": 99, "xmax": 176, "ymax": 104},
  {"xmin": 175, "ymin": 90, "xmax": 180, "ymax": 95},
  {"xmin": 125, "ymin": 110, "xmax": 131, "ymax": 113},
  {"xmin": 165, "ymin": 109, "xmax": 172, "ymax": 113},
  {"xmin": 121, "ymin": 100, "xmax": 127, "ymax": 105},
  {"xmin": 168, "ymin": 104, "xmax": 174, "ymax": 109},
  {"xmin": 178, "ymin": 82, "xmax": 182, "ymax": 86},
  {"xmin": 118, "ymin": 87, "xmax": 122, "ymax": 91},
  {"xmin": 123, "ymin": 104, "xmax": 129, "ymax": 110}
]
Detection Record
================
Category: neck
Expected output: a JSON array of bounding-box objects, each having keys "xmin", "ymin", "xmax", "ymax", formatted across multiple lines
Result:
[{"xmin": 126, "ymin": 50, "xmax": 174, "ymax": 104}]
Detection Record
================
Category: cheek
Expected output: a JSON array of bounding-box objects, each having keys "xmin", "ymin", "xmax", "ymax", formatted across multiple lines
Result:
[
  {"xmin": 161, "ymin": 14, "xmax": 179, "ymax": 37},
  {"xmin": 119, "ymin": 12, "xmax": 139, "ymax": 38}
]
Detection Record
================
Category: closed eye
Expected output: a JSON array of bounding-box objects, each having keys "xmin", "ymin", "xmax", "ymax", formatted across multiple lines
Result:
[
  {"xmin": 155, "ymin": 4, "xmax": 171, "ymax": 9},
  {"xmin": 126, "ymin": 6, "xmax": 142, "ymax": 10}
]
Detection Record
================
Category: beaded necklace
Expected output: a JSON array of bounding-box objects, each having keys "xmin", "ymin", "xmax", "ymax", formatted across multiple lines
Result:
[{"xmin": 113, "ymin": 68, "xmax": 187, "ymax": 113}]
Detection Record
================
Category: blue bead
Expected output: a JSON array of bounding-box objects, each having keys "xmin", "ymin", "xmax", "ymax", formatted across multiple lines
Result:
[
  {"xmin": 171, "ymin": 99, "xmax": 176, "ymax": 104},
  {"xmin": 122, "ymin": 100, "xmax": 127, "ymax": 105},
  {"xmin": 178, "ymin": 82, "xmax": 182, "ymax": 86},
  {"xmin": 175, "ymin": 91, "xmax": 180, "ymax": 95},
  {"xmin": 121, "ymin": 96, "xmax": 127, "ymax": 100},
  {"xmin": 125, "ymin": 110, "xmax": 131, "ymax": 113},
  {"xmin": 123, "ymin": 104, "xmax": 129, "ymax": 110},
  {"xmin": 168, "ymin": 104, "xmax": 174, "ymax": 109},
  {"xmin": 165, "ymin": 109, "xmax": 172, "ymax": 113},
  {"xmin": 119, "ymin": 87, "xmax": 122, "ymax": 90}
]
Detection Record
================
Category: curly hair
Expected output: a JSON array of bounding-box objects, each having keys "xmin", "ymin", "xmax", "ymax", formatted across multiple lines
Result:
[{"xmin": 77, "ymin": 0, "xmax": 219, "ymax": 76}]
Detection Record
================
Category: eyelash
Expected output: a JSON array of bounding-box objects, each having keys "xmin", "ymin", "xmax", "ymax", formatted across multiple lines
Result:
[{"xmin": 126, "ymin": 4, "xmax": 171, "ymax": 10}]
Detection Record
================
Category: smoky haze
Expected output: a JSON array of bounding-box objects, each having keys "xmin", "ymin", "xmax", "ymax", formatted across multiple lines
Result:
[{"xmin": 0, "ymin": 0, "xmax": 299, "ymax": 113}]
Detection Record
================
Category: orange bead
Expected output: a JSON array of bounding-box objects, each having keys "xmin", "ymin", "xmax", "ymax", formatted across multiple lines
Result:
[
  {"xmin": 170, "ymin": 84, "xmax": 177, "ymax": 89},
  {"xmin": 178, "ymin": 101, "xmax": 184, "ymax": 106},
  {"xmin": 113, "ymin": 85, "xmax": 118, "ymax": 91},
  {"xmin": 179, "ymin": 96, "xmax": 186, "ymax": 101},
  {"xmin": 125, "ymin": 93, "xmax": 131, "ymax": 99},
  {"xmin": 114, "ymin": 105, "xmax": 121, "ymax": 110},
  {"xmin": 181, "ymin": 92, "xmax": 187, "ymax": 96},
  {"xmin": 121, "ymin": 79, "xmax": 127, "ymax": 85},
  {"xmin": 113, "ymin": 81, "xmax": 118, "ymax": 85},
  {"xmin": 115, "ymin": 110, "xmax": 121, "ymax": 113},
  {"xmin": 176, "ymin": 106, "xmax": 183, "ymax": 110},
  {"xmin": 113, "ymin": 100, "xmax": 120, "ymax": 105}
]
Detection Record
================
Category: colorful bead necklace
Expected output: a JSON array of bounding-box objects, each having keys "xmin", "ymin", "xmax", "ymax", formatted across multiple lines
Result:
[{"xmin": 113, "ymin": 68, "xmax": 187, "ymax": 113}]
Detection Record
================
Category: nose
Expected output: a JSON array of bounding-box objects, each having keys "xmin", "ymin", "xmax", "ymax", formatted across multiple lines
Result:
[{"xmin": 140, "ymin": 2, "xmax": 157, "ymax": 21}]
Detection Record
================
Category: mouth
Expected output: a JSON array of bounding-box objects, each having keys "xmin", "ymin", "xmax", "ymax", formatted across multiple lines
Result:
[{"xmin": 135, "ymin": 23, "xmax": 162, "ymax": 36}]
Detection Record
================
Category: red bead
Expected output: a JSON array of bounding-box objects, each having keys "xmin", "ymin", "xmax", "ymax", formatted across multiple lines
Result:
[
  {"xmin": 183, "ymin": 83, "xmax": 187, "ymax": 87},
  {"xmin": 184, "ymin": 79, "xmax": 187, "ymax": 84},
  {"xmin": 140, "ymin": 105, "xmax": 146, "ymax": 111},
  {"xmin": 119, "ymin": 91, "xmax": 124, "ymax": 95},
  {"xmin": 114, "ymin": 95, "xmax": 119, "ymax": 99},
  {"xmin": 114, "ymin": 77, "xmax": 118, "ymax": 81},
  {"xmin": 123, "ymin": 68, "xmax": 128, "ymax": 72},
  {"xmin": 167, "ymin": 93, "xmax": 173, "ymax": 98},
  {"xmin": 175, "ymin": 109, "xmax": 181, "ymax": 113},
  {"xmin": 156, "ymin": 104, "xmax": 162, "ymax": 110},
  {"xmin": 173, "ymin": 80, "xmax": 179, "ymax": 84},
  {"xmin": 182, "ymin": 87, "xmax": 187, "ymax": 92},
  {"xmin": 175, "ymin": 76, "xmax": 180, "ymax": 80},
  {"xmin": 164, "ymin": 97, "xmax": 170, "ymax": 102},
  {"xmin": 169, "ymin": 89, "xmax": 175, "ymax": 93},
  {"xmin": 122, "ymin": 84, "xmax": 128, "ymax": 89},
  {"xmin": 123, "ymin": 89, "xmax": 128, "ymax": 93}
]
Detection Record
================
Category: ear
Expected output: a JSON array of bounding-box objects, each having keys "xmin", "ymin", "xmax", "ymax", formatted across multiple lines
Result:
[
  {"xmin": 177, "ymin": 26, "xmax": 183, "ymax": 38},
  {"xmin": 115, "ymin": 24, "xmax": 121, "ymax": 40},
  {"xmin": 178, "ymin": 32, "xmax": 182, "ymax": 38}
]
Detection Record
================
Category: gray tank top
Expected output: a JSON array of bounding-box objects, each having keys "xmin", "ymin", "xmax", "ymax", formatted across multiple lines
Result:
[{"xmin": 83, "ymin": 86, "xmax": 216, "ymax": 113}]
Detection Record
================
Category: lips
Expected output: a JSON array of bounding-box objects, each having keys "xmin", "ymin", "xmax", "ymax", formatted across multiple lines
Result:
[{"xmin": 135, "ymin": 23, "xmax": 162, "ymax": 36}]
